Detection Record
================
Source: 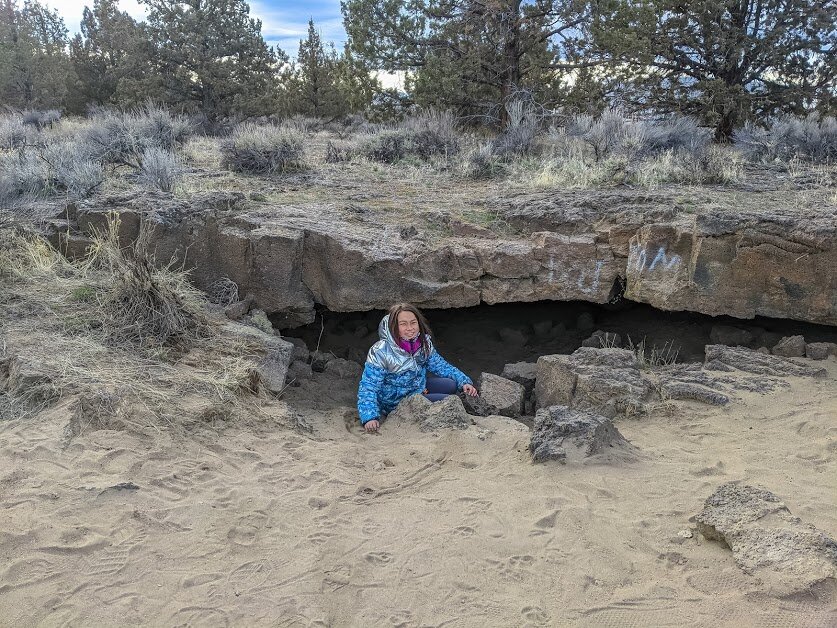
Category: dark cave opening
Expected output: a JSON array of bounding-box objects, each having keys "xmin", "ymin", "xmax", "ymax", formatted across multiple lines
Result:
[{"xmin": 277, "ymin": 300, "xmax": 837, "ymax": 380}]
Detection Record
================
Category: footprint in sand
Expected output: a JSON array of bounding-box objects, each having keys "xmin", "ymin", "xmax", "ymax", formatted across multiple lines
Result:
[
  {"xmin": 364, "ymin": 551, "xmax": 393, "ymax": 565},
  {"xmin": 453, "ymin": 525, "xmax": 476, "ymax": 537},
  {"xmin": 150, "ymin": 474, "xmax": 192, "ymax": 501},
  {"xmin": 83, "ymin": 530, "xmax": 147, "ymax": 577},
  {"xmin": 0, "ymin": 557, "xmax": 61, "ymax": 592},
  {"xmin": 170, "ymin": 606, "xmax": 230, "ymax": 627},
  {"xmin": 227, "ymin": 560, "xmax": 271, "ymax": 593},
  {"xmin": 457, "ymin": 496, "xmax": 493, "ymax": 515},
  {"xmin": 487, "ymin": 555, "xmax": 536, "ymax": 581},
  {"xmin": 521, "ymin": 605, "xmax": 551, "ymax": 626},
  {"xmin": 306, "ymin": 531, "xmax": 336, "ymax": 545},
  {"xmin": 227, "ymin": 511, "xmax": 269, "ymax": 546},
  {"xmin": 389, "ymin": 609, "xmax": 414, "ymax": 627}
]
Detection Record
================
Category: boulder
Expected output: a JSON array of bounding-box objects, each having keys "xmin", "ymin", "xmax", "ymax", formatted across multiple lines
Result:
[
  {"xmin": 223, "ymin": 294, "xmax": 254, "ymax": 321},
  {"xmin": 695, "ymin": 483, "xmax": 837, "ymax": 597},
  {"xmin": 530, "ymin": 406, "xmax": 633, "ymax": 464},
  {"xmin": 500, "ymin": 361, "xmax": 537, "ymax": 394},
  {"xmin": 222, "ymin": 322, "xmax": 293, "ymax": 394},
  {"xmin": 323, "ymin": 358, "xmax": 363, "ymax": 380},
  {"xmin": 772, "ymin": 335, "xmax": 806, "ymax": 357},
  {"xmin": 581, "ymin": 330, "xmax": 622, "ymax": 349},
  {"xmin": 535, "ymin": 348, "xmax": 654, "ymax": 417},
  {"xmin": 310, "ymin": 350, "xmax": 334, "ymax": 373},
  {"xmin": 286, "ymin": 360, "xmax": 313, "ymax": 384},
  {"xmin": 704, "ymin": 345, "xmax": 826, "ymax": 378},
  {"xmin": 806, "ymin": 342, "xmax": 835, "ymax": 361},
  {"xmin": 476, "ymin": 373, "xmax": 525, "ymax": 418},
  {"xmin": 388, "ymin": 394, "xmax": 472, "ymax": 432},
  {"xmin": 709, "ymin": 325, "xmax": 754, "ymax": 346},
  {"xmin": 284, "ymin": 336, "xmax": 310, "ymax": 363}
]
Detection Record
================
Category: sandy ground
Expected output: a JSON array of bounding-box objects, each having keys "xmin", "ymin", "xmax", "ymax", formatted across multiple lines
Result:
[{"xmin": 1, "ymin": 360, "xmax": 836, "ymax": 627}]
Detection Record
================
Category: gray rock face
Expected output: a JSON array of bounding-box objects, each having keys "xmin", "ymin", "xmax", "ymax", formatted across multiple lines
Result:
[
  {"xmin": 535, "ymin": 348, "xmax": 653, "ymax": 417},
  {"xmin": 704, "ymin": 345, "xmax": 826, "ymax": 378},
  {"xmin": 530, "ymin": 405, "xmax": 632, "ymax": 464},
  {"xmin": 772, "ymin": 335, "xmax": 807, "ymax": 357},
  {"xmin": 709, "ymin": 325, "xmax": 754, "ymax": 346},
  {"xmin": 387, "ymin": 394, "xmax": 472, "ymax": 432},
  {"xmin": 806, "ymin": 342, "xmax": 835, "ymax": 360},
  {"xmin": 222, "ymin": 322, "xmax": 293, "ymax": 394},
  {"xmin": 695, "ymin": 483, "xmax": 837, "ymax": 597},
  {"xmin": 476, "ymin": 372, "xmax": 525, "ymax": 418},
  {"xmin": 66, "ymin": 190, "xmax": 837, "ymax": 327}
]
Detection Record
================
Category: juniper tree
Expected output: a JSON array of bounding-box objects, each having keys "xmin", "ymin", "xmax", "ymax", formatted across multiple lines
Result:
[
  {"xmin": 342, "ymin": 0, "xmax": 594, "ymax": 124},
  {"xmin": 591, "ymin": 0, "xmax": 837, "ymax": 139},
  {"xmin": 68, "ymin": 0, "xmax": 158, "ymax": 112},
  {"xmin": 141, "ymin": 0, "xmax": 282, "ymax": 122},
  {"xmin": 0, "ymin": 0, "xmax": 73, "ymax": 108}
]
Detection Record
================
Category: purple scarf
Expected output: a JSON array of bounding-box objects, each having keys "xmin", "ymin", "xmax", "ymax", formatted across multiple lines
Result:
[{"xmin": 398, "ymin": 334, "xmax": 423, "ymax": 354}]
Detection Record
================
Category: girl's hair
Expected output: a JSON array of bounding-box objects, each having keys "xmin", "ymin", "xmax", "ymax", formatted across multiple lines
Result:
[{"xmin": 387, "ymin": 302, "xmax": 433, "ymax": 356}]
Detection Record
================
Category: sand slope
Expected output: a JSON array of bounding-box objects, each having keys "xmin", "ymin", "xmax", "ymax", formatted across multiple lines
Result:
[{"xmin": 1, "ymin": 362, "xmax": 836, "ymax": 627}]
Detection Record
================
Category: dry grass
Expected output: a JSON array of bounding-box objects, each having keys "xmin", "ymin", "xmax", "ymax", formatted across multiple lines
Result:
[{"xmin": 0, "ymin": 224, "xmax": 266, "ymax": 431}]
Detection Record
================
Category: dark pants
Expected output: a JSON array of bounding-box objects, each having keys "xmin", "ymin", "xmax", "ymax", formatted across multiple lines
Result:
[{"xmin": 423, "ymin": 377, "xmax": 457, "ymax": 402}]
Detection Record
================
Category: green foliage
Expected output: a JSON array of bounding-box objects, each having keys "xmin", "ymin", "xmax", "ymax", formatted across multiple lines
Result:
[
  {"xmin": 591, "ymin": 0, "xmax": 837, "ymax": 139},
  {"xmin": 142, "ymin": 0, "xmax": 281, "ymax": 122},
  {"xmin": 67, "ymin": 0, "xmax": 158, "ymax": 113},
  {"xmin": 342, "ymin": 0, "xmax": 590, "ymax": 124},
  {"xmin": 70, "ymin": 285, "xmax": 96, "ymax": 302},
  {"xmin": 0, "ymin": 0, "xmax": 75, "ymax": 109}
]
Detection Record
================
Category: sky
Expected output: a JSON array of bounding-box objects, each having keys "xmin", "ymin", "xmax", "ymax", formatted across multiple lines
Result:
[{"xmin": 43, "ymin": 0, "xmax": 349, "ymax": 56}]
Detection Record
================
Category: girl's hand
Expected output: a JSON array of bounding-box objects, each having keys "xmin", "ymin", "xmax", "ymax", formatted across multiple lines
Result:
[
  {"xmin": 364, "ymin": 419, "xmax": 380, "ymax": 433},
  {"xmin": 462, "ymin": 384, "xmax": 478, "ymax": 397}
]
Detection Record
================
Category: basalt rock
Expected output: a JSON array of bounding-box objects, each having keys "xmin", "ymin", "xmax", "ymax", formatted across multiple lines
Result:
[
  {"xmin": 704, "ymin": 345, "xmax": 826, "ymax": 378},
  {"xmin": 806, "ymin": 342, "xmax": 835, "ymax": 361},
  {"xmin": 695, "ymin": 483, "xmax": 837, "ymax": 597},
  {"xmin": 535, "ymin": 348, "xmax": 654, "ymax": 417},
  {"xmin": 772, "ymin": 335, "xmax": 806, "ymax": 358},
  {"xmin": 476, "ymin": 373, "xmax": 525, "ymax": 418},
  {"xmin": 66, "ymin": 190, "xmax": 837, "ymax": 327},
  {"xmin": 222, "ymin": 322, "xmax": 293, "ymax": 394},
  {"xmin": 388, "ymin": 394, "xmax": 472, "ymax": 432},
  {"xmin": 500, "ymin": 361, "xmax": 538, "ymax": 394},
  {"xmin": 530, "ymin": 405, "xmax": 634, "ymax": 464}
]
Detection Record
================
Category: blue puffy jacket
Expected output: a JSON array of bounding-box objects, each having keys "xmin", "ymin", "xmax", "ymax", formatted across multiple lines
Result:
[{"xmin": 357, "ymin": 315, "xmax": 472, "ymax": 424}]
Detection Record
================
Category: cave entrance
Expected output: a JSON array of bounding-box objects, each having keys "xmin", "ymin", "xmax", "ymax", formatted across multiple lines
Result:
[{"xmin": 277, "ymin": 300, "xmax": 837, "ymax": 379}]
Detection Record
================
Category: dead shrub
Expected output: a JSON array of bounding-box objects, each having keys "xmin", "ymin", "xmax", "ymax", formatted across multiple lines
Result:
[{"xmin": 90, "ymin": 215, "xmax": 211, "ymax": 347}]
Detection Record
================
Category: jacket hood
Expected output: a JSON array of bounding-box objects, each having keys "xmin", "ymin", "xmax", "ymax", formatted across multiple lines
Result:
[{"xmin": 378, "ymin": 314, "xmax": 399, "ymax": 349}]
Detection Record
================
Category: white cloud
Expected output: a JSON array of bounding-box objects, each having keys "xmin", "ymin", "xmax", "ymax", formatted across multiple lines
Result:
[{"xmin": 43, "ymin": 0, "xmax": 147, "ymax": 32}]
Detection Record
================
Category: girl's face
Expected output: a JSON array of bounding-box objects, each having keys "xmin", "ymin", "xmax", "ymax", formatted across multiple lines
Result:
[{"xmin": 396, "ymin": 311, "xmax": 420, "ymax": 340}]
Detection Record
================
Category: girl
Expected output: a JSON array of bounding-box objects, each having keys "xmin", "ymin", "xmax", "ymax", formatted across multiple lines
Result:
[{"xmin": 357, "ymin": 303, "xmax": 478, "ymax": 433}]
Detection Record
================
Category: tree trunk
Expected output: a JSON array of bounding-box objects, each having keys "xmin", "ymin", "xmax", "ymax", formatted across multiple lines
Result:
[{"xmin": 499, "ymin": 0, "xmax": 523, "ymax": 127}]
